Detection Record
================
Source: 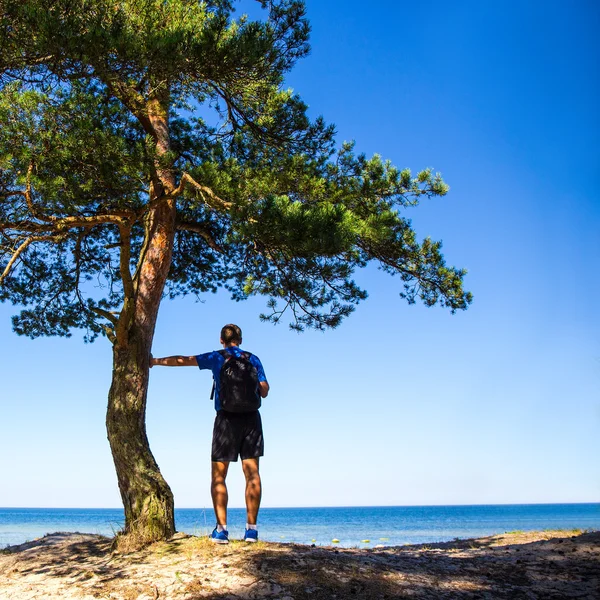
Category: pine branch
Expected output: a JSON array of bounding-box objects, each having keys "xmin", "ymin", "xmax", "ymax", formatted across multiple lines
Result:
[
  {"xmin": 23, "ymin": 162, "xmax": 53, "ymax": 222},
  {"xmin": 0, "ymin": 233, "xmax": 66, "ymax": 285},
  {"xmin": 175, "ymin": 220, "xmax": 223, "ymax": 252},
  {"xmin": 170, "ymin": 172, "xmax": 232, "ymax": 211},
  {"xmin": 0, "ymin": 213, "xmax": 136, "ymax": 235},
  {"xmin": 118, "ymin": 224, "xmax": 135, "ymax": 301},
  {"xmin": 90, "ymin": 307, "xmax": 119, "ymax": 328},
  {"xmin": 115, "ymin": 223, "xmax": 136, "ymax": 347}
]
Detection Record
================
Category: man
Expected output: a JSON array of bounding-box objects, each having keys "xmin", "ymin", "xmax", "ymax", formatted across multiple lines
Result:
[{"xmin": 150, "ymin": 324, "xmax": 269, "ymax": 544}]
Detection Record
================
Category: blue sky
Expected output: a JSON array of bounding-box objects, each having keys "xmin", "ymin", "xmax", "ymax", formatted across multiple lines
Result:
[{"xmin": 1, "ymin": 0, "xmax": 599, "ymax": 509}]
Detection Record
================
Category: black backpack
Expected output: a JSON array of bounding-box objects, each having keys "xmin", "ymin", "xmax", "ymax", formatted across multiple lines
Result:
[{"xmin": 211, "ymin": 349, "xmax": 261, "ymax": 413}]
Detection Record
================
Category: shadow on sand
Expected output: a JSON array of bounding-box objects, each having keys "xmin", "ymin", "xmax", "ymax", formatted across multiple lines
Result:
[{"xmin": 2, "ymin": 530, "xmax": 598, "ymax": 599}]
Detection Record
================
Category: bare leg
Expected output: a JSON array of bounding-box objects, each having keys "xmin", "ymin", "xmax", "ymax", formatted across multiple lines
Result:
[
  {"xmin": 242, "ymin": 457, "xmax": 262, "ymax": 525},
  {"xmin": 211, "ymin": 461, "xmax": 229, "ymax": 526}
]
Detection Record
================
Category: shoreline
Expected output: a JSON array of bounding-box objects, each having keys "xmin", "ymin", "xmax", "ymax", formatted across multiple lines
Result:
[
  {"xmin": 1, "ymin": 529, "xmax": 598, "ymax": 599},
  {"xmin": 3, "ymin": 502, "xmax": 600, "ymax": 551}
]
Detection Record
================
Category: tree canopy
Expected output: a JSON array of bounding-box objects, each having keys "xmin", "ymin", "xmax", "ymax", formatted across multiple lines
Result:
[
  {"xmin": 0, "ymin": 0, "xmax": 472, "ymax": 544},
  {"xmin": 0, "ymin": 0, "xmax": 471, "ymax": 342}
]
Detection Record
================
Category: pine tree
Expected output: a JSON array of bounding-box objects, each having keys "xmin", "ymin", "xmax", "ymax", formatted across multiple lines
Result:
[{"xmin": 0, "ymin": 0, "xmax": 472, "ymax": 544}]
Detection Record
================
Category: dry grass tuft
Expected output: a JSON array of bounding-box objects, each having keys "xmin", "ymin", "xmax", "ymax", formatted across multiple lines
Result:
[{"xmin": 112, "ymin": 528, "xmax": 161, "ymax": 554}]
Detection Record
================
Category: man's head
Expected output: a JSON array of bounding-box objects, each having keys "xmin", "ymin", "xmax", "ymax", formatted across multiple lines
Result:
[{"xmin": 220, "ymin": 323, "xmax": 242, "ymax": 347}]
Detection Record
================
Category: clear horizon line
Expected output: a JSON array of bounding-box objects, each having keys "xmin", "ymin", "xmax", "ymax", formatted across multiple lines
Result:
[{"xmin": 2, "ymin": 501, "xmax": 599, "ymax": 510}]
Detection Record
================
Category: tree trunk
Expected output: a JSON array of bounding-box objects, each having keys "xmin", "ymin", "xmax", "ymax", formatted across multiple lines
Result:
[
  {"xmin": 106, "ymin": 335, "xmax": 175, "ymax": 544},
  {"xmin": 106, "ymin": 93, "xmax": 178, "ymax": 545}
]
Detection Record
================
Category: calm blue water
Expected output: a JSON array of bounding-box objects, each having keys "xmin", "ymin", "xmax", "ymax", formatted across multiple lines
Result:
[{"xmin": 1, "ymin": 504, "xmax": 598, "ymax": 549}]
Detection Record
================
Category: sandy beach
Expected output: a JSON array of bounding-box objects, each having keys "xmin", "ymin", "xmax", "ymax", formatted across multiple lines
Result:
[{"xmin": 0, "ymin": 529, "xmax": 598, "ymax": 599}]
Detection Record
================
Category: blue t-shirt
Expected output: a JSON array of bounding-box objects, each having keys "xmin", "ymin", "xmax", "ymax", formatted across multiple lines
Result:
[{"xmin": 196, "ymin": 346, "xmax": 268, "ymax": 411}]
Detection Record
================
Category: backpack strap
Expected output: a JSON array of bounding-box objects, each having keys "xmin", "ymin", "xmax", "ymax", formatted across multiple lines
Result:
[
  {"xmin": 210, "ymin": 349, "xmax": 234, "ymax": 400},
  {"xmin": 218, "ymin": 348, "xmax": 252, "ymax": 362}
]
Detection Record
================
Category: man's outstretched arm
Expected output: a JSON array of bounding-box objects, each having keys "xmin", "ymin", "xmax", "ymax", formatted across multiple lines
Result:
[{"xmin": 150, "ymin": 355, "xmax": 198, "ymax": 367}]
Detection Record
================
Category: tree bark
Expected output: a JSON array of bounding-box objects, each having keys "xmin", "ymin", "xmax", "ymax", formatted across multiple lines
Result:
[
  {"xmin": 105, "ymin": 93, "xmax": 178, "ymax": 544},
  {"xmin": 106, "ymin": 334, "xmax": 175, "ymax": 544}
]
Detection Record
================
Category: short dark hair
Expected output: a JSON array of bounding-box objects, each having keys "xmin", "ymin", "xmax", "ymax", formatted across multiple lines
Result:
[{"xmin": 220, "ymin": 323, "xmax": 242, "ymax": 345}]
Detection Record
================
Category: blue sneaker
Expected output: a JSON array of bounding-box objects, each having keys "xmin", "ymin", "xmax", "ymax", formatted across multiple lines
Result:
[
  {"xmin": 211, "ymin": 527, "xmax": 229, "ymax": 544},
  {"xmin": 244, "ymin": 528, "xmax": 258, "ymax": 543}
]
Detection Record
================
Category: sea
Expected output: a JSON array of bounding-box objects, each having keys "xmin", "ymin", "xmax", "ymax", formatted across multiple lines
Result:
[{"xmin": 1, "ymin": 504, "xmax": 598, "ymax": 549}]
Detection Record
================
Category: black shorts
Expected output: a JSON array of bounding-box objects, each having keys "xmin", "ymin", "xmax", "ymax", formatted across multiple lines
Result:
[{"xmin": 211, "ymin": 410, "xmax": 264, "ymax": 462}]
